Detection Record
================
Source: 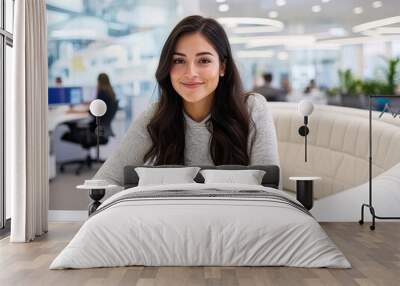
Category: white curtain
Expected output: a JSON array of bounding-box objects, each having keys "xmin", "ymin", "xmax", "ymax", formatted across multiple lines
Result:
[{"xmin": 8, "ymin": 0, "xmax": 49, "ymax": 242}]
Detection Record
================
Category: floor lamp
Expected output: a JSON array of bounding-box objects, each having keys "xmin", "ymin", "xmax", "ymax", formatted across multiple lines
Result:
[{"xmin": 359, "ymin": 95, "xmax": 400, "ymax": 230}]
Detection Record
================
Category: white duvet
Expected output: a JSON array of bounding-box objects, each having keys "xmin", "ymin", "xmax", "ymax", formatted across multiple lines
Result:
[{"xmin": 50, "ymin": 183, "xmax": 351, "ymax": 269}]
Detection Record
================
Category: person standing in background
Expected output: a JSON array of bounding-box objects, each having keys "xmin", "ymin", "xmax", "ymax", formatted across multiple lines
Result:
[
  {"xmin": 304, "ymin": 79, "xmax": 317, "ymax": 94},
  {"xmin": 253, "ymin": 72, "xmax": 285, "ymax": 102},
  {"xmin": 54, "ymin": 76, "xmax": 63, "ymax": 87},
  {"xmin": 280, "ymin": 78, "xmax": 291, "ymax": 97}
]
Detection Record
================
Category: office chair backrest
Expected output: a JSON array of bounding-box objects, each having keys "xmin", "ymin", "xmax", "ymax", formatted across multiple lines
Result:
[{"xmin": 100, "ymin": 99, "xmax": 118, "ymax": 138}]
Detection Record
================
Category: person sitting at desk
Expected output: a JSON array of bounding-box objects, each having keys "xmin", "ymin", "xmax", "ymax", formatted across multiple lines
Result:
[
  {"xmin": 66, "ymin": 73, "xmax": 118, "ymax": 130},
  {"xmin": 89, "ymin": 73, "xmax": 119, "ymax": 134},
  {"xmin": 60, "ymin": 73, "xmax": 119, "ymax": 174}
]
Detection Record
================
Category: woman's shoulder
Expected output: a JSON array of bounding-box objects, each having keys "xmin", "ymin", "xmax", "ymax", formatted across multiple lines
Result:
[
  {"xmin": 128, "ymin": 102, "xmax": 158, "ymax": 133},
  {"xmin": 139, "ymin": 102, "xmax": 158, "ymax": 120},
  {"xmin": 244, "ymin": 92, "xmax": 275, "ymax": 130},
  {"xmin": 245, "ymin": 92, "xmax": 269, "ymax": 114}
]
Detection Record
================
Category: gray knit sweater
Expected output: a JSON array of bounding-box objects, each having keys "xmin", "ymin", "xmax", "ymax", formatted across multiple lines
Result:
[{"xmin": 94, "ymin": 93, "xmax": 280, "ymax": 186}]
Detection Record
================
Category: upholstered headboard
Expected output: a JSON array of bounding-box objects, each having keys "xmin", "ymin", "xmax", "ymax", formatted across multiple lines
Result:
[
  {"xmin": 123, "ymin": 165, "xmax": 280, "ymax": 189},
  {"xmin": 270, "ymin": 102, "xmax": 400, "ymax": 199}
]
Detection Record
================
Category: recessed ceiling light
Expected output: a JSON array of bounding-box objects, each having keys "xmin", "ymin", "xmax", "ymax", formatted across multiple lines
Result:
[
  {"xmin": 276, "ymin": 0, "xmax": 286, "ymax": 7},
  {"xmin": 216, "ymin": 0, "xmax": 226, "ymax": 3},
  {"xmin": 312, "ymin": 5, "xmax": 321, "ymax": 13},
  {"xmin": 353, "ymin": 7, "xmax": 363, "ymax": 14},
  {"xmin": 321, "ymin": 0, "xmax": 330, "ymax": 3},
  {"xmin": 372, "ymin": 1, "xmax": 383, "ymax": 8},
  {"xmin": 218, "ymin": 4, "xmax": 229, "ymax": 12},
  {"xmin": 269, "ymin": 11, "xmax": 279, "ymax": 18}
]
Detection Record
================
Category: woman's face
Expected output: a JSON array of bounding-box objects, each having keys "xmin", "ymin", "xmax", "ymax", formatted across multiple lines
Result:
[{"xmin": 170, "ymin": 32, "xmax": 225, "ymax": 103}]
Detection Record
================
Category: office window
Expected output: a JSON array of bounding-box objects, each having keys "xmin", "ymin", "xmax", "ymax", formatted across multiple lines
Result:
[
  {"xmin": 47, "ymin": 1, "xmax": 177, "ymax": 123},
  {"xmin": 392, "ymin": 40, "xmax": 400, "ymax": 58},
  {"xmin": 363, "ymin": 42, "xmax": 386, "ymax": 79},
  {"xmin": 5, "ymin": 0, "xmax": 13, "ymax": 33},
  {"xmin": 5, "ymin": 44, "xmax": 11, "ymax": 220},
  {"xmin": 1, "ymin": 0, "xmax": 14, "ymax": 231},
  {"xmin": 340, "ymin": 45, "xmax": 360, "ymax": 75}
]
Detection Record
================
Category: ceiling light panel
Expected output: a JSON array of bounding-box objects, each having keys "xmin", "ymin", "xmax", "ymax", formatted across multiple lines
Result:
[
  {"xmin": 372, "ymin": 1, "xmax": 383, "ymax": 8},
  {"xmin": 218, "ymin": 4, "xmax": 230, "ymax": 12},
  {"xmin": 353, "ymin": 7, "xmax": 363, "ymax": 14},
  {"xmin": 353, "ymin": 16, "xmax": 400, "ymax": 33},
  {"xmin": 276, "ymin": 0, "xmax": 286, "ymax": 7},
  {"xmin": 312, "ymin": 5, "xmax": 321, "ymax": 13},
  {"xmin": 217, "ymin": 17, "xmax": 284, "ymax": 29}
]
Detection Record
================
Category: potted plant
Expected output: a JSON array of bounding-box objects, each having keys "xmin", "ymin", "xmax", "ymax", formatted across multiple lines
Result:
[
  {"xmin": 337, "ymin": 69, "xmax": 364, "ymax": 108},
  {"xmin": 363, "ymin": 57, "xmax": 400, "ymax": 110}
]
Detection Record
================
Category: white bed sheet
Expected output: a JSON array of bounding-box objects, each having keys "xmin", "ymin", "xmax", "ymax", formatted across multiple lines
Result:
[{"xmin": 50, "ymin": 183, "xmax": 350, "ymax": 269}]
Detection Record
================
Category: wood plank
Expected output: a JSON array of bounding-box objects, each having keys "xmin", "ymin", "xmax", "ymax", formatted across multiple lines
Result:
[{"xmin": 0, "ymin": 222, "xmax": 399, "ymax": 286}]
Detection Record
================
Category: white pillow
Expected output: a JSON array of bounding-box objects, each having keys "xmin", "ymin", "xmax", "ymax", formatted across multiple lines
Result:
[
  {"xmin": 200, "ymin": 169, "xmax": 266, "ymax": 185},
  {"xmin": 135, "ymin": 167, "xmax": 201, "ymax": 186}
]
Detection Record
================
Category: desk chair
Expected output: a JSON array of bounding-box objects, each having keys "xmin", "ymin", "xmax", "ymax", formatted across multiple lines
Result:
[{"xmin": 60, "ymin": 101, "xmax": 118, "ymax": 175}]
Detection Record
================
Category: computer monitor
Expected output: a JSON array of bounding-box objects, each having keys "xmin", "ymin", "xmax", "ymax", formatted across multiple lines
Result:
[
  {"xmin": 82, "ymin": 86, "xmax": 97, "ymax": 103},
  {"xmin": 69, "ymin": 88, "xmax": 82, "ymax": 105},
  {"xmin": 48, "ymin": 87, "xmax": 83, "ymax": 106}
]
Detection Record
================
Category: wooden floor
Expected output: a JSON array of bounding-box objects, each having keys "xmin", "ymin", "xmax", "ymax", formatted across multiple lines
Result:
[{"xmin": 0, "ymin": 222, "xmax": 399, "ymax": 286}]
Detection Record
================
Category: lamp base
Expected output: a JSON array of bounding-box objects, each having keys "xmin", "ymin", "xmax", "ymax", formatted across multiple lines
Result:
[
  {"xmin": 298, "ymin": 126, "xmax": 309, "ymax": 136},
  {"xmin": 88, "ymin": 188, "xmax": 105, "ymax": 216}
]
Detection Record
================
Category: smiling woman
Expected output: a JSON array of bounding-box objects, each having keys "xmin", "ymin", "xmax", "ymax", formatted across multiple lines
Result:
[
  {"xmin": 169, "ymin": 33, "xmax": 224, "ymax": 122},
  {"xmin": 93, "ymin": 15, "xmax": 280, "ymax": 186}
]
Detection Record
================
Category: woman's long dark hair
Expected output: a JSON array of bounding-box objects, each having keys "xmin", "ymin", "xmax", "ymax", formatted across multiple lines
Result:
[
  {"xmin": 97, "ymin": 73, "xmax": 116, "ymax": 101},
  {"xmin": 144, "ymin": 15, "xmax": 251, "ymax": 165}
]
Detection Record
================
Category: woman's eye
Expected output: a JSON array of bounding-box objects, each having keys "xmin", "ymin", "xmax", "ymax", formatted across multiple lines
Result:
[
  {"xmin": 172, "ymin": 58, "xmax": 184, "ymax": 64},
  {"xmin": 199, "ymin": 58, "xmax": 211, "ymax": 64}
]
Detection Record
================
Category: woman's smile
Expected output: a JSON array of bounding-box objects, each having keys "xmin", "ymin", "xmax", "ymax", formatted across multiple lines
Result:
[{"xmin": 181, "ymin": 81, "xmax": 204, "ymax": 89}]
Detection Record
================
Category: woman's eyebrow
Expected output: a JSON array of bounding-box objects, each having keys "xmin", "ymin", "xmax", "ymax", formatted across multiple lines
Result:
[{"xmin": 173, "ymin": 52, "xmax": 215, "ymax": 57}]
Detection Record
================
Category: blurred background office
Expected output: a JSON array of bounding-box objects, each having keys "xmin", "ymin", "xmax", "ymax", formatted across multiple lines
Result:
[
  {"xmin": 42, "ymin": 0, "xmax": 400, "ymax": 211},
  {"xmin": 253, "ymin": 72, "xmax": 287, "ymax": 101}
]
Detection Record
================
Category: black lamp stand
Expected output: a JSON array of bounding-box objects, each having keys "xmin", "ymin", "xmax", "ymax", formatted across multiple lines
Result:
[
  {"xmin": 298, "ymin": 116, "xmax": 310, "ymax": 162},
  {"xmin": 88, "ymin": 116, "xmax": 105, "ymax": 215},
  {"xmin": 95, "ymin": 116, "xmax": 100, "ymax": 162}
]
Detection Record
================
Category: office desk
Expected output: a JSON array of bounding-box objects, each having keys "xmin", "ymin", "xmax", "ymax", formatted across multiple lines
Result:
[
  {"xmin": 48, "ymin": 107, "xmax": 90, "ymax": 179},
  {"xmin": 48, "ymin": 106, "xmax": 90, "ymax": 132}
]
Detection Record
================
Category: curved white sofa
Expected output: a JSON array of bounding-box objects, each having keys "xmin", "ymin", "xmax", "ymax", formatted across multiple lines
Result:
[{"xmin": 270, "ymin": 102, "xmax": 400, "ymax": 221}]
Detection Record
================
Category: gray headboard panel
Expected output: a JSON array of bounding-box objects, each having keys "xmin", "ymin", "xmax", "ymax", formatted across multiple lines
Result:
[{"xmin": 123, "ymin": 165, "xmax": 280, "ymax": 189}]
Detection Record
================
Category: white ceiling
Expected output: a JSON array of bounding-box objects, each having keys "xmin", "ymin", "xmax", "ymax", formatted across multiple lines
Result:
[
  {"xmin": 46, "ymin": 0, "xmax": 400, "ymax": 46},
  {"xmin": 196, "ymin": 0, "xmax": 400, "ymax": 36}
]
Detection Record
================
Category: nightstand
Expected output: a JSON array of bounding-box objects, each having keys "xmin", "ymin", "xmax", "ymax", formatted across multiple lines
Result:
[
  {"xmin": 77, "ymin": 182, "xmax": 117, "ymax": 215},
  {"xmin": 289, "ymin": 177, "xmax": 321, "ymax": 210}
]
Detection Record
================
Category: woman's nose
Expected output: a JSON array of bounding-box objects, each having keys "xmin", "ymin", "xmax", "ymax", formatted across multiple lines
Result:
[{"xmin": 185, "ymin": 61, "xmax": 198, "ymax": 77}]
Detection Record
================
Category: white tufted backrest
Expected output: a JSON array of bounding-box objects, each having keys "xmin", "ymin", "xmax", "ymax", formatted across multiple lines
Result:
[{"xmin": 269, "ymin": 102, "xmax": 400, "ymax": 199}]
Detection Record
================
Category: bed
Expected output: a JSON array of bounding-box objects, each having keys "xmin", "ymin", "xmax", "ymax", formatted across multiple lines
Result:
[{"xmin": 50, "ymin": 165, "xmax": 350, "ymax": 269}]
